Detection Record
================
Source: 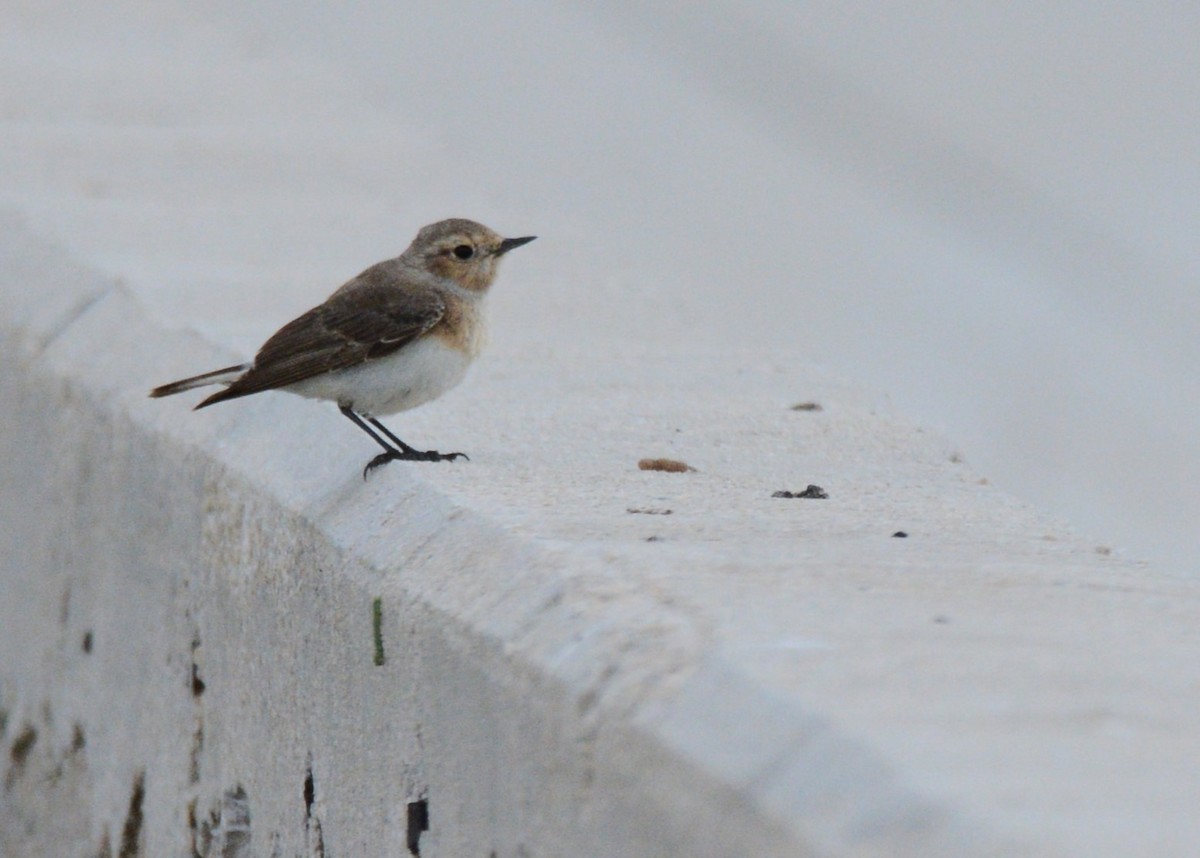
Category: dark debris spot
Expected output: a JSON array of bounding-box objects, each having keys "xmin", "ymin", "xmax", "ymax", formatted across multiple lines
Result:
[
  {"xmin": 772, "ymin": 485, "xmax": 828, "ymax": 499},
  {"xmin": 892, "ymin": 531, "xmax": 908, "ymax": 538},
  {"xmin": 304, "ymin": 765, "xmax": 315, "ymax": 821},
  {"xmin": 372, "ymin": 597, "xmax": 386, "ymax": 666},
  {"xmin": 626, "ymin": 507, "xmax": 672, "ymax": 515},
  {"xmin": 190, "ymin": 636, "xmax": 205, "ymax": 696},
  {"xmin": 310, "ymin": 817, "xmax": 326, "ymax": 858},
  {"xmin": 407, "ymin": 798, "xmax": 429, "ymax": 856},
  {"xmin": 118, "ymin": 770, "xmax": 145, "ymax": 858},
  {"xmin": 82, "ymin": 630, "xmax": 94, "ymax": 653},
  {"xmin": 10, "ymin": 723, "xmax": 37, "ymax": 766},
  {"xmin": 186, "ymin": 799, "xmax": 200, "ymax": 858},
  {"xmin": 790, "ymin": 401, "xmax": 823, "ymax": 411},
  {"xmin": 189, "ymin": 718, "xmax": 203, "ymax": 785},
  {"xmin": 191, "ymin": 663, "xmax": 206, "ymax": 698}
]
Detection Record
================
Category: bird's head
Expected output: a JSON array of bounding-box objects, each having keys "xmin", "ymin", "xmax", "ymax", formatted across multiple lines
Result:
[{"xmin": 406, "ymin": 218, "xmax": 536, "ymax": 292}]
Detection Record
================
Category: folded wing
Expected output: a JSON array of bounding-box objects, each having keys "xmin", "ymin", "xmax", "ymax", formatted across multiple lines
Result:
[{"xmin": 196, "ymin": 274, "xmax": 445, "ymax": 409}]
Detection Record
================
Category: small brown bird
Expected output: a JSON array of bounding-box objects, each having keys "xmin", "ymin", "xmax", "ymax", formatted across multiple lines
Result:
[{"xmin": 151, "ymin": 219, "xmax": 535, "ymax": 477}]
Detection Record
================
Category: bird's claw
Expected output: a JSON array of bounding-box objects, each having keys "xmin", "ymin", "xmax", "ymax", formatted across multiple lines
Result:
[{"xmin": 362, "ymin": 448, "xmax": 469, "ymax": 479}]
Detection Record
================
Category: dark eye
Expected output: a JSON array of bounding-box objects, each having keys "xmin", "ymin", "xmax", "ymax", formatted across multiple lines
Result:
[{"xmin": 453, "ymin": 244, "xmax": 474, "ymax": 260}]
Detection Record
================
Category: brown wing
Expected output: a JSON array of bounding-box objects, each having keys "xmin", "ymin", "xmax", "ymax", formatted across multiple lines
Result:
[{"xmin": 196, "ymin": 272, "xmax": 444, "ymax": 409}]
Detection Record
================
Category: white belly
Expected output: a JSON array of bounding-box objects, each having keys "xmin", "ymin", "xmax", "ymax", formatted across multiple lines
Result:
[{"xmin": 284, "ymin": 336, "xmax": 472, "ymax": 417}]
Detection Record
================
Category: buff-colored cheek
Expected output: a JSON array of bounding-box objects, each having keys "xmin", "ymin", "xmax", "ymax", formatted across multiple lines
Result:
[{"xmin": 426, "ymin": 257, "xmax": 454, "ymax": 280}]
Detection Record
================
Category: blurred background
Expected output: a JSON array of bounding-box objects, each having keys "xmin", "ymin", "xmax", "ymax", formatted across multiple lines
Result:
[{"xmin": 3, "ymin": 0, "xmax": 1197, "ymax": 573}]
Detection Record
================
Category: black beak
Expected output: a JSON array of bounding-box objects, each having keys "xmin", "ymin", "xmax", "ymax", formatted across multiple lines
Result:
[{"xmin": 496, "ymin": 235, "xmax": 537, "ymax": 256}]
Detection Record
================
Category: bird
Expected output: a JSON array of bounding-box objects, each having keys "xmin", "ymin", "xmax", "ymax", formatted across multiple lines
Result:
[{"xmin": 150, "ymin": 218, "xmax": 535, "ymax": 478}]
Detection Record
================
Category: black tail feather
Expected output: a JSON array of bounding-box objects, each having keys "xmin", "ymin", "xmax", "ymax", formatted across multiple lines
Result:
[{"xmin": 149, "ymin": 364, "xmax": 248, "ymax": 400}]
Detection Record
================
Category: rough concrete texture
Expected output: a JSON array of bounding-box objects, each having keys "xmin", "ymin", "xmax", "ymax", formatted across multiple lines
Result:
[
  {"xmin": 6, "ymin": 220, "xmax": 1200, "ymax": 857},
  {"xmin": 5, "ymin": 4, "xmax": 1200, "ymax": 856}
]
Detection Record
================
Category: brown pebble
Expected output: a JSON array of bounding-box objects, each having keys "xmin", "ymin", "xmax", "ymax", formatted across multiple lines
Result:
[{"xmin": 638, "ymin": 458, "xmax": 695, "ymax": 473}]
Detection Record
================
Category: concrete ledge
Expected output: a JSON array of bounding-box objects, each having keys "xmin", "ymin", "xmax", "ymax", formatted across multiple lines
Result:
[{"xmin": 3, "ymin": 219, "xmax": 1199, "ymax": 857}]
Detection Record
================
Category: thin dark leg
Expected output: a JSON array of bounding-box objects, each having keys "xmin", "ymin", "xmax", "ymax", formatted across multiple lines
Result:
[
  {"xmin": 340, "ymin": 405, "xmax": 399, "ymax": 455},
  {"xmin": 366, "ymin": 418, "xmax": 421, "ymax": 455},
  {"xmin": 339, "ymin": 406, "xmax": 467, "ymax": 478}
]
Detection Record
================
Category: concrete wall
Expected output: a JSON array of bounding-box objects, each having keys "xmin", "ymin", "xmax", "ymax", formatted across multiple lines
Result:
[
  {"xmin": 6, "ymin": 220, "xmax": 1200, "ymax": 857},
  {"xmin": 0, "ymin": 224, "xmax": 752, "ymax": 856},
  {"xmin": 0, "ymin": 225, "xmax": 750, "ymax": 856},
  {"xmin": 5, "ymin": 3, "xmax": 1200, "ymax": 854}
]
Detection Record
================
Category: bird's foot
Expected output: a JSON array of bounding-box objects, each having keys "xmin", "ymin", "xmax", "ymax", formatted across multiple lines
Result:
[{"xmin": 363, "ymin": 448, "xmax": 469, "ymax": 479}]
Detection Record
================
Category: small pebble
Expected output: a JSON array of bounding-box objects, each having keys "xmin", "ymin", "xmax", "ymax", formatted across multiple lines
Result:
[
  {"xmin": 638, "ymin": 458, "xmax": 695, "ymax": 473},
  {"xmin": 772, "ymin": 485, "xmax": 828, "ymax": 499}
]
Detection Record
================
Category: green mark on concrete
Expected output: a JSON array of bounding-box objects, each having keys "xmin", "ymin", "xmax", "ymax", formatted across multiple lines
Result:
[{"xmin": 372, "ymin": 597, "xmax": 385, "ymax": 666}]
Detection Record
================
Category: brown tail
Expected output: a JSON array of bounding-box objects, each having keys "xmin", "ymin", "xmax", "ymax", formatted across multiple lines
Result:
[{"xmin": 149, "ymin": 364, "xmax": 248, "ymax": 401}]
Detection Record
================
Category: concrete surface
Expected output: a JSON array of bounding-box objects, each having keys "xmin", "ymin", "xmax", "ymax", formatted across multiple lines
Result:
[{"xmin": 4, "ymin": 3, "xmax": 1200, "ymax": 856}]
